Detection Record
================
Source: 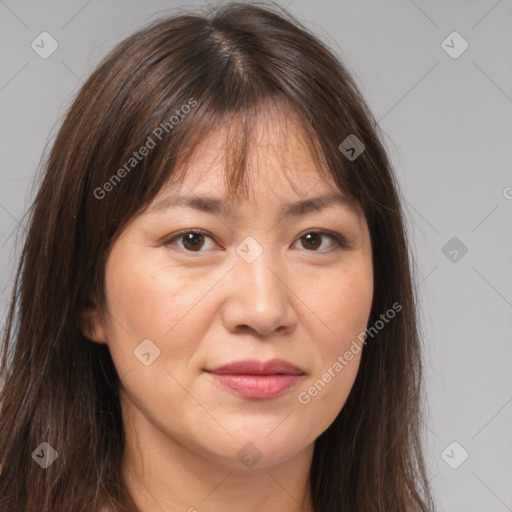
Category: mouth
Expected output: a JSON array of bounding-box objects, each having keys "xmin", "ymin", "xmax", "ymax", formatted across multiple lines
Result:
[{"xmin": 204, "ymin": 358, "xmax": 305, "ymax": 400}]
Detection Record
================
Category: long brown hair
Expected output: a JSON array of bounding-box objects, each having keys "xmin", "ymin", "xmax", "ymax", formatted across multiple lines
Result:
[{"xmin": 0, "ymin": 2, "xmax": 435, "ymax": 511}]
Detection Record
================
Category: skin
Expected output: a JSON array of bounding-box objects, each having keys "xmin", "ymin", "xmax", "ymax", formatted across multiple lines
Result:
[{"xmin": 82, "ymin": 111, "xmax": 373, "ymax": 512}]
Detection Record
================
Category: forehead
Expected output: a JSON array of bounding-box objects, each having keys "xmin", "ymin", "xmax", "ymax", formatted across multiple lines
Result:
[
  {"xmin": 147, "ymin": 132, "xmax": 363, "ymax": 221},
  {"xmin": 158, "ymin": 106, "xmax": 339, "ymax": 203}
]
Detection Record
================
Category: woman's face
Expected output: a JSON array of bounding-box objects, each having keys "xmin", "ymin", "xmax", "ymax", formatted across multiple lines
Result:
[{"xmin": 86, "ymin": 115, "xmax": 373, "ymax": 470}]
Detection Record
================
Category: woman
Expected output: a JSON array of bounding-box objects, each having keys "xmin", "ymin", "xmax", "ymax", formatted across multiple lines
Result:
[{"xmin": 0, "ymin": 2, "xmax": 435, "ymax": 511}]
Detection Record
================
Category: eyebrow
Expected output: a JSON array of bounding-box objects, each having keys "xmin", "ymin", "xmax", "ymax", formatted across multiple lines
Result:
[{"xmin": 149, "ymin": 192, "xmax": 355, "ymax": 217}]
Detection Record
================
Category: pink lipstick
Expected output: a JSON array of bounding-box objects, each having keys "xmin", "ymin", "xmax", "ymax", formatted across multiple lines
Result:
[{"xmin": 204, "ymin": 358, "xmax": 305, "ymax": 399}]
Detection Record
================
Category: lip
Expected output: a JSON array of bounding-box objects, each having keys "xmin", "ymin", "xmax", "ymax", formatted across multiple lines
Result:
[
  {"xmin": 205, "ymin": 358, "xmax": 304, "ymax": 376},
  {"xmin": 204, "ymin": 358, "xmax": 305, "ymax": 399}
]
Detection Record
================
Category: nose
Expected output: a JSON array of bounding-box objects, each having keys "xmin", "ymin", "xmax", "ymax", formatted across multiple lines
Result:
[{"xmin": 221, "ymin": 246, "xmax": 297, "ymax": 338}]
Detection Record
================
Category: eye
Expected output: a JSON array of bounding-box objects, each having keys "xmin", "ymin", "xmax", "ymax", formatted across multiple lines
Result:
[
  {"xmin": 163, "ymin": 229, "xmax": 347, "ymax": 253},
  {"xmin": 291, "ymin": 230, "xmax": 347, "ymax": 252},
  {"xmin": 163, "ymin": 230, "xmax": 216, "ymax": 252}
]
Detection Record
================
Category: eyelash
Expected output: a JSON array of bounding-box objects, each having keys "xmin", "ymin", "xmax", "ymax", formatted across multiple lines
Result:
[{"xmin": 162, "ymin": 229, "xmax": 348, "ymax": 254}]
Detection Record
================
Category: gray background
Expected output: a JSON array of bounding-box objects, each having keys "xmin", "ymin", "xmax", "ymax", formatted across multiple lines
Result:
[{"xmin": 1, "ymin": 1, "xmax": 511, "ymax": 511}]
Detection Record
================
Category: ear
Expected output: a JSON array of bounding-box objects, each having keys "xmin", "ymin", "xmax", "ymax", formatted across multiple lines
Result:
[{"xmin": 79, "ymin": 302, "xmax": 108, "ymax": 344}]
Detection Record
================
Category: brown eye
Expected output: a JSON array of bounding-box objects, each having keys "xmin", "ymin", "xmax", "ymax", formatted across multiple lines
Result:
[
  {"xmin": 293, "ymin": 230, "xmax": 345, "ymax": 252},
  {"xmin": 163, "ymin": 229, "xmax": 346, "ymax": 254},
  {"xmin": 181, "ymin": 232, "xmax": 205, "ymax": 251},
  {"xmin": 164, "ymin": 230, "xmax": 216, "ymax": 252},
  {"xmin": 301, "ymin": 232, "xmax": 322, "ymax": 250}
]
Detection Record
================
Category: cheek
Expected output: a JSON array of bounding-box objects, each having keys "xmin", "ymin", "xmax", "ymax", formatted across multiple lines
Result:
[
  {"xmin": 104, "ymin": 249, "xmax": 207, "ymax": 340},
  {"xmin": 297, "ymin": 349, "xmax": 361, "ymax": 441},
  {"xmin": 102, "ymin": 251, "xmax": 218, "ymax": 414},
  {"xmin": 311, "ymin": 262, "xmax": 373, "ymax": 357},
  {"xmin": 296, "ymin": 263, "xmax": 372, "ymax": 429},
  {"xmin": 102, "ymin": 247, "xmax": 215, "ymax": 382}
]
